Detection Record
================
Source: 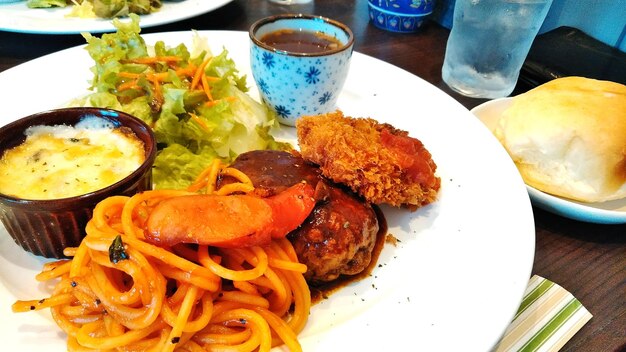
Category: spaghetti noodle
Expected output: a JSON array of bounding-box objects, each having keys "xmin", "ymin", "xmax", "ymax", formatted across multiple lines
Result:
[{"xmin": 12, "ymin": 160, "xmax": 311, "ymax": 352}]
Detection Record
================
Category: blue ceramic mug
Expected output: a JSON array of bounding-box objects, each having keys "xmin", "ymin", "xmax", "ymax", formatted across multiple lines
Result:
[
  {"xmin": 367, "ymin": 0, "xmax": 435, "ymax": 33},
  {"xmin": 249, "ymin": 14, "xmax": 354, "ymax": 126}
]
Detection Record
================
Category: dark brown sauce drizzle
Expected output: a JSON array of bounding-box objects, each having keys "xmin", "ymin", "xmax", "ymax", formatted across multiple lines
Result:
[{"xmin": 309, "ymin": 205, "xmax": 387, "ymax": 304}]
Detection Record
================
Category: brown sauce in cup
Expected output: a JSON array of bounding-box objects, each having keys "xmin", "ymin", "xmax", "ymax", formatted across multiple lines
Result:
[{"xmin": 260, "ymin": 29, "xmax": 343, "ymax": 54}]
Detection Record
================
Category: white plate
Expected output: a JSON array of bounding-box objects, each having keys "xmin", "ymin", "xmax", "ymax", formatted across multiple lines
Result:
[
  {"xmin": 0, "ymin": 0, "xmax": 232, "ymax": 34},
  {"xmin": 472, "ymin": 98, "xmax": 626, "ymax": 224},
  {"xmin": 0, "ymin": 31, "xmax": 535, "ymax": 352}
]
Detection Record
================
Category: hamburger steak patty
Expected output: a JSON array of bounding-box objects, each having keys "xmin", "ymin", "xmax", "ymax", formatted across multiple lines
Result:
[
  {"xmin": 223, "ymin": 150, "xmax": 379, "ymax": 282},
  {"xmin": 290, "ymin": 180, "xmax": 379, "ymax": 282},
  {"xmin": 225, "ymin": 149, "xmax": 321, "ymax": 197}
]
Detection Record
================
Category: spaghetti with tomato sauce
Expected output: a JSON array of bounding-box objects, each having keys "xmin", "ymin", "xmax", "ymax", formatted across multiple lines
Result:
[{"xmin": 12, "ymin": 160, "xmax": 313, "ymax": 352}]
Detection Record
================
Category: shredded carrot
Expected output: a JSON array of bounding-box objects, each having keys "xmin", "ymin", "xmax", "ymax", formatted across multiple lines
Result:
[
  {"xmin": 117, "ymin": 79, "xmax": 141, "ymax": 91},
  {"xmin": 204, "ymin": 97, "xmax": 237, "ymax": 108},
  {"xmin": 201, "ymin": 74, "xmax": 213, "ymax": 102},
  {"xmin": 120, "ymin": 70, "xmax": 193, "ymax": 84},
  {"xmin": 151, "ymin": 72, "xmax": 171, "ymax": 81},
  {"xmin": 190, "ymin": 113, "xmax": 211, "ymax": 133},
  {"xmin": 126, "ymin": 56, "xmax": 182, "ymax": 64},
  {"xmin": 176, "ymin": 66, "xmax": 196, "ymax": 78},
  {"xmin": 118, "ymin": 72, "xmax": 141, "ymax": 79},
  {"xmin": 114, "ymin": 55, "xmax": 228, "ymax": 113},
  {"xmin": 185, "ymin": 60, "xmax": 197, "ymax": 74},
  {"xmin": 151, "ymin": 75, "xmax": 163, "ymax": 108},
  {"xmin": 190, "ymin": 56, "xmax": 213, "ymax": 90}
]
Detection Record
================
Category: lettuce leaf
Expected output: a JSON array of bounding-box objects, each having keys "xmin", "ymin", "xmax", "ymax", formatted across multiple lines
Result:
[
  {"xmin": 75, "ymin": 15, "xmax": 290, "ymax": 190},
  {"xmin": 152, "ymin": 144, "xmax": 218, "ymax": 190},
  {"xmin": 26, "ymin": 0, "xmax": 69, "ymax": 8},
  {"xmin": 27, "ymin": 0, "xmax": 163, "ymax": 18}
]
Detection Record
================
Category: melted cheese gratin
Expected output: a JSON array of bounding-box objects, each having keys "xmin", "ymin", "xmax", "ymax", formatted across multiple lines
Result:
[{"xmin": 0, "ymin": 122, "xmax": 145, "ymax": 200}]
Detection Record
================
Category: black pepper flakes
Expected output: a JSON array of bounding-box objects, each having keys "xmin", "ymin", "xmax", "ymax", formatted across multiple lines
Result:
[
  {"xmin": 70, "ymin": 281, "xmax": 77, "ymax": 287},
  {"xmin": 239, "ymin": 318, "xmax": 247, "ymax": 325},
  {"xmin": 171, "ymin": 337, "xmax": 180, "ymax": 344}
]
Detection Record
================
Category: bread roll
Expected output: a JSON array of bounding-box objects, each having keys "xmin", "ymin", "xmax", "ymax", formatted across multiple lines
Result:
[{"xmin": 494, "ymin": 76, "xmax": 626, "ymax": 203}]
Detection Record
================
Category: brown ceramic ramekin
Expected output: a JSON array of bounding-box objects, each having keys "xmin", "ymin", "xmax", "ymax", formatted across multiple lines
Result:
[{"xmin": 0, "ymin": 107, "xmax": 156, "ymax": 258}]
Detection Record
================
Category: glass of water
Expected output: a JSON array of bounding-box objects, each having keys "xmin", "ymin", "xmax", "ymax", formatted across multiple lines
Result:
[{"xmin": 441, "ymin": 0, "xmax": 553, "ymax": 99}]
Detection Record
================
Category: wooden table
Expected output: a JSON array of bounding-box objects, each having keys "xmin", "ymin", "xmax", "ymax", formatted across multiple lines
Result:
[{"xmin": 0, "ymin": 1, "xmax": 624, "ymax": 351}]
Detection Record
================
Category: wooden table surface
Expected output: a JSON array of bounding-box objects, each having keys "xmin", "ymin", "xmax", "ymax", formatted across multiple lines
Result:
[{"xmin": 0, "ymin": 1, "xmax": 624, "ymax": 351}]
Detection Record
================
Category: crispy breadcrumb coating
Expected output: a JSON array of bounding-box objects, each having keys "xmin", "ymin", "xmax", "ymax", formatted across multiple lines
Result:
[{"xmin": 296, "ymin": 111, "xmax": 440, "ymax": 210}]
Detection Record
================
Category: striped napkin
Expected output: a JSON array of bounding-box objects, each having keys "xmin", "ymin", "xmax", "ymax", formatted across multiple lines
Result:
[{"xmin": 493, "ymin": 275, "xmax": 593, "ymax": 352}]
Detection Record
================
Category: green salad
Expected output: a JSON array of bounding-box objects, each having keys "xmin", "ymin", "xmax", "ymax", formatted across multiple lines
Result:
[
  {"xmin": 26, "ymin": 0, "xmax": 162, "ymax": 18},
  {"xmin": 72, "ymin": 15, "xmax": 289, "ymax": 189}
]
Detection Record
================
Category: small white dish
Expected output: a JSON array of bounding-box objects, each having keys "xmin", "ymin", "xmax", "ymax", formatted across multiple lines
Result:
[{"xmin": 472, "ymin": 98, "xmax": 626, "ymax": 224}]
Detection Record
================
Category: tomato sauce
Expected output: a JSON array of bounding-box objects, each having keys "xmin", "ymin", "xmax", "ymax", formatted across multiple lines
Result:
[{"xmin": 380, "ymin": 129, "xmax": 438, "ymax": 187}]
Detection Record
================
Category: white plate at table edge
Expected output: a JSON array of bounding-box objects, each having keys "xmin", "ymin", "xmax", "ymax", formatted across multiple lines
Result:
[
  {"xmin": 472, "ymin": 97, "xmax": 626, "ymax": 225},
  {"xmin": 0, "ymin": 0, "xmax": 233, "ymax": 34},
  {"xmin": 0, "ymin": 31, "xmax": 535, "ymax": 351}
]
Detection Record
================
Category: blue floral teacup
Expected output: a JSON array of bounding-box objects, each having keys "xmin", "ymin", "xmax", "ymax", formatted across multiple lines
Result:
[{"xmin": 249, "ymin": 14, "xmax": 354, "ymax": 126}]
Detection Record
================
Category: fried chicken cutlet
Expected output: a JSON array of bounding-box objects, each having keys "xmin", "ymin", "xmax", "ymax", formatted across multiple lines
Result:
[{"xmin": 296, "ymin": 111, "xmax": 440, "ymax": 210}]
